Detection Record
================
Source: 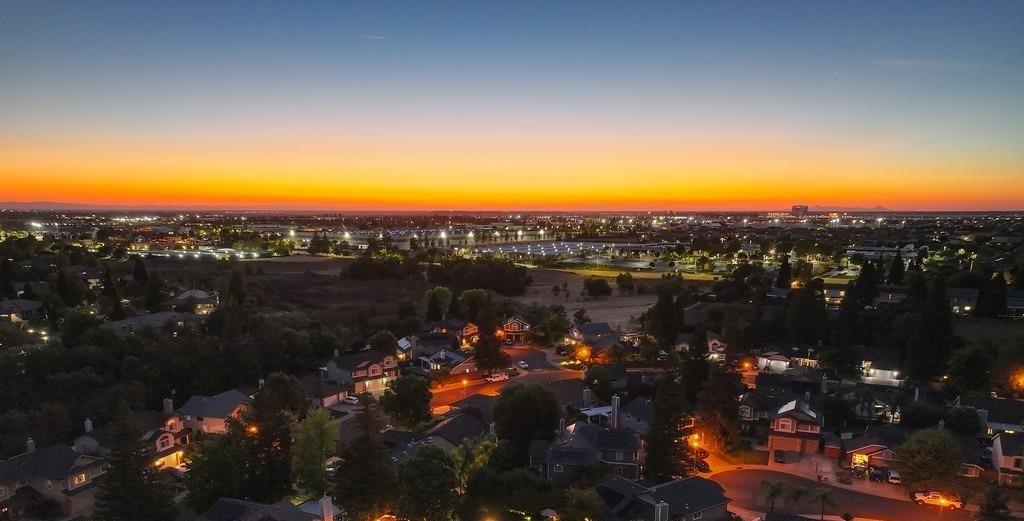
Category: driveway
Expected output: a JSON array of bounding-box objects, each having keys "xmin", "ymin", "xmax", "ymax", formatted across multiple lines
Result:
[{"xmin": 713, "ymin": 470, "xmax": 973, "ymax": 521}]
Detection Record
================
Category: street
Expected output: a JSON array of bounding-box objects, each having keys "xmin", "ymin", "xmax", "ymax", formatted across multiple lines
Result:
[
  {"xmin": 713, "ymin": 470, "xmax": 973, "ymax": 521},
  {"xmin": 430, "ymin": 346, "xmax": 580, "ymax": 407}
]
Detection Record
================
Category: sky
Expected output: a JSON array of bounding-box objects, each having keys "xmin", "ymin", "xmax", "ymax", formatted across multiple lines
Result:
[{"xmin": 2, "ymin": 0, "xmax": 1023, "ymax": 211}]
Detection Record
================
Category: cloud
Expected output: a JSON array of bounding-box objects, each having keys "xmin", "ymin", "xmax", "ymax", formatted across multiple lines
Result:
[{"xmin": 357, "ymin": 34, "xmax": 387, "ymax": 41}]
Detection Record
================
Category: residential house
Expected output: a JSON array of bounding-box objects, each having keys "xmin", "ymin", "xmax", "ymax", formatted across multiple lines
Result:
[
  {"xmin": 74, "ymin": 400, "xmax": 192, "ymax": 469},
  {"xmin": 844, "ymin": 424, "xmax": 906, "ymax": 470},
  {"xmin": 416, "ymin": 412, "xmax": 492, "ymax": 451},
  {"xmin": 739, "ymin": 387, "xmax": 798, "ymax": 434},
  {"xmin": 68, "ymin": 265, "xmax": 104, "ymax": 290},
  {"xmin": 529, "ymin": 418, "xmax": 642, "ymax": 486},
  {"xmin": 501, "ymin": 315, "xmax": 532, "ymax": 344},
  {"xmin": 874, "ymin": 285, "xmax": 908, "ymax": 307},
  {"xmin": 706, "ymin": 332, "xmax": 727, "ymax": 363},
  {"xmin": 823, "ymin": 283, "xmax": 848, "ymax": 307},
  {"xmin": 426, "ymin": 320, "xmax": 479, "ymax": 349},
  {"xmin": 767, "ymin": 399, "xmax": 822, "ymax": 456},
  {"xmin": 101, "ymin": 311, "xmax": 199, "ymax": 337},
  {"xmin": 947, "ymin": 287, "xmax": 979, "ymax": 315},
  {"xmin": 992, "ymin": 432, "xmax": 1024, "ymax": 487},
  {"xmin": 178, "ymin": 389, "xmax": 253, "ymax": 435},
  {"xmin": 322, "ymin": 350, "xmax": 399, "ymax": 397},
  {"xmin": 197, "ymin": 497, "xmax": 325, "ymax": 521},
  {"xmin": 0, "ymin": 441, "xmax": 106, "ymax": 519},
  {"xmin": 756, "ymin": 352, "xmax": 790, "ymax": 373},
  {"xmin": 860, "ymin": 351, "xmax": 904, "ymax": 387},
  {"xmin": 956, "ymin": 396, "xmax": 1024, "ymax": 435},
  {"xmin": 755, "ymin": 366, "xmax": 826, "ymax": 397},
  {"xmin": 0, "ymin": 299, "xmax": 45, "ymax": 325},
  {"xmin": 596, "ymin": 474, "xmax": 732, "ymax": 521},
  {"xmin": 295, "ymin": 373, "xmax": 347, "ymax": 408},
  {"xmin": 571, "ymin": 322, "xmax": 617, "ymax": 343},
  {"xmin": 165, "ymin": 289, "xmax": 219, "ymax": 315}
]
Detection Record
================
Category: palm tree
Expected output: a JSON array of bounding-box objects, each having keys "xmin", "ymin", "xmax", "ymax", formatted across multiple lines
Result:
[
  {"xmin": 761, "ymin": 480, "xmax": 785, "ymax": 512},
  {"xmin": 813, "ymin": 487, "xmax": 838, "ymax": 520},
  {"xmin": 785, "ymin": 486, "xmax": 808, "ymax": 507}
]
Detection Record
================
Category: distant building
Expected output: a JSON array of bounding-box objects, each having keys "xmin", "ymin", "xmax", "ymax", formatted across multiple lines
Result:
[{"xmin": 791, "ymin": 205, "xmax": 808, "ymax": 217}]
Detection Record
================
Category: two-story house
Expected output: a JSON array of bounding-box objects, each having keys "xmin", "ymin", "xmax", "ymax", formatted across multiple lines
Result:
[
  {"xmin": 501, "ymin": 315, "xmax": 532, "ymax": 344},
  {"xmin": 596, "ymin": 474, "xmax": 732, "ymax": 521},
  {"xmin": 74, "ymin": 399, "xmax": 192, "ymax": 469},
  {"xmin": 956, "ymin": 396, "xmax": 1024, "ymax": 435},
  {"xmin": 165, "ymin": 289, "xmax": 219, "ymax": 315},
  {"xmin": 178, "ymin": 389, "xmax": 253, "ymax": 435},
  {"xmin": 0, "ymin": 440, "xmax": 106, "ymax": 519},
  {"xmin": 739, "ymin": 387, "xmax": 798, "ymax": 435},
  {"xmin": 529, "ymin": 420, "xmax": 642, "ymax": 487},
  {"xmin": 322, "ymin": 350, "xmax": 399, "ymax": 397},
  {"xmin": 0, "ymin": 299, "xmax": 45, "ymax": 325},
  {"xmin": 992, "ymin": 432, "xmax": 1024, "ymax": 487},
  {"xmin": 767, "ymin": 399, "xmax": 822, "ymax": 456}
]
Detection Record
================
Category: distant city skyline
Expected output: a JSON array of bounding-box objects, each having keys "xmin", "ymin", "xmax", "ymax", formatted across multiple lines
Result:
[{"xmin": 3, "ymin": 1, "xmax": 1022, "ymax": 211}]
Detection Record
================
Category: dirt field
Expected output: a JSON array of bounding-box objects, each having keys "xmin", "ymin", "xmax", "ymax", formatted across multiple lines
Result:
[{"xmin": 510, "ymin": 269, "xmax": 656, "ymax": 330}]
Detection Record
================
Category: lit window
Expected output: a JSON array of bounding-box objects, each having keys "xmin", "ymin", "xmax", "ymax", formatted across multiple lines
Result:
[
  {"xmin": 73, "ymin": 473, "xmax": 87, "ymax": 486},
  {"xmin": 553, "ymin": 464, "xmax": 563, "ymax": 473}
]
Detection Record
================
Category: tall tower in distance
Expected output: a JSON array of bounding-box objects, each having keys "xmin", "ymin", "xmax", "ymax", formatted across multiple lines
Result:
[{"xmin": 791, "ymin": 204, "xmax": 808, "ymax": 217}]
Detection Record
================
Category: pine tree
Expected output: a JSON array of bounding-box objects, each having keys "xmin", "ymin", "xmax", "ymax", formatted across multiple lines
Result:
[
  {"xmin": 335, "ymin": 396, "xmax": 396, "ymax": 521},
  {"xmin": 887, "ymin": 249, "xmax": 905, "ymax": 284},
  {"xmin": 904, "ymin": 280, "xmax": 956, "ymax": 382},
  {"xmin": 93, "ymin": 402, "xmax": 176, "ymax": 521},
  {"xmin": 644, "ymin": 371, "xmax": 688, "ymax": 481},
  {"xmin": 132, "ymin": 257, "xmax": 149, "ymax": 284},
  {"xmin": 775, "ymin": 255, "xmax": 792, "ymax": 289}
]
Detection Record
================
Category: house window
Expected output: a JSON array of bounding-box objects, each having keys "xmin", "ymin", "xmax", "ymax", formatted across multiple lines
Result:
[
  {"xmin": 72, "ymin": 473, "xmax": 87, "ymax": 486},
  {"xmin": 553, "ymin": 464, "xmax": 563, "ymax": 473},
  {"xmin": 369, "ymin": 365, "xmax": 382, "ymax": 377},
  {"xmin": 777, "ymin": 418, "xmax": 793, "ymax": 431},
  {"xmin": 692, "ymin": 512, "xmax": 703, "ymax": 520},
  {"xmin": 616, "ymin": 451, "xmax": 624, "ymax": 461}
]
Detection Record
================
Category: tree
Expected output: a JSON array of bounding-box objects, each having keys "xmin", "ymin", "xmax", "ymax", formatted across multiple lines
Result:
[
  {"xmin": 185, "ymin": 420, "xmax": 251, "ymax": 511},
  {"xmin": 227, "ymin": 267, "xmax": 246, "ymax": 306},
  {"xmin": 457, "ymin": 289, "xmax": 490, "ymax": 321},
  {"xmin": 775, "ymin": 255, "xmax": 792, "ymax": 289},
  {"xmin": 425, "ymin": 286, "xmax": 453, "ymax": 321},
  {"xmin": 335, "ymin": 396, "xmax": 396, "ymax": 521},
  {"xmin": 292, "ymin": 408, "xmax": 338, "ymax": 498},
  {"xmin": 560, "ymin": 488, "xmax": 605, "ymax": 521},
  {"xmin": 615, "ymin": 272, "xmax": 635, "ymax": 293},
  {"xmin": 451, "ymin": 434, "xmax": 497, "ymax": 492},
  {"xmin": 93, "ymin": 402, "xmax": 176, "ymax": 521},
  {"xmin": 583, "ymin": 366, "xmax": 613, "ymax": 402},
  {"xmin": 976, "ymin": 272, "xmax": 1008, "ymax": 318},
  {"xmin": 947, "ymin": 346, "xmax": 993, "ymax": 396},
  {"xmin": 397, "ymin": 444, "xmax": 459, "ymax": 521},
  {"xmin": 697, "ymin": 367, "xmax": 743, "ymax": 450},
  {"xmin": 897, "ymin": 429, "xmax": 963, "ymax": 491},
  {"xmin": 492, "ymin": 383, "xmax": 561, "ymax": 464},
  {"xmin": 473, "ymin": 304, "xmax": 510, "ymax": 374},
  {"xmin": 381, "ymin": 375, "xmax": 433, "ymax": 429},
  {"xmin": 904, "ymin": 281, "xmax": 957, "ymax": 382},
  {"xmin": 888, "ymin": 249, "xmax": 905, "ymax": 284},
  {"xmin": 143, "ymin": 274, "xmax": 164, "ymax": 312},
  {"xmin": 366, "ymin": 330, "xmax": 399, "ymax": 353},
  {"xmin": 812, "ymin": 487, "xmax": 838, "ymax": 521},
  {"xmin": 573, "ymin": 308, "xmax": 590, "ymax": 326},
  {"xmin": 531, "ymin": 305, "xmax": 570, "ymax": 345},
  {"xmin": 461, "ymin": 468, "xmax": 557, "ymax": 519},
  {"xmin": 978, "ymin": 485, "xmax": 1011, "ymax": 521},
  {"xmin": 582, "ymin": 277, "xmax": 613, "ymax": 298},
  {"xmin": 30, "ymin": 402, "xmax": 72, "ymax": 447},
  {"xmin": 132, "ymin": 257, "xmax": 149, "ymax": 284},
  {"xmin": 785, "ymin": 284, "xmax": 827, "ymax": 344},
  {"xmin": 644, "ymin": 371, "xmax": 688, "ymax": 481},
  {"xmin": 762, "ymin": 480, "xmax": 785, "ymax": 512}
]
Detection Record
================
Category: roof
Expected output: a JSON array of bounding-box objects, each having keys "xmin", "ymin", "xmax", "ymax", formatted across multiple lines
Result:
[
  {"xmin": 593, "ymin": 363, "xmax": 628, "ymax": 379},
  {"xmin": 621, "ymin": 398, "xmax": 653, "ymax": 424},
  {"xmin": 598, "ymin": 475, "xmax": 731, "ymax": 521},
  {"xmin": 179, "ymin": 389, "xmax": 253, "ymax": 419},
  {"xmin": 451, "ymin": 394, "xmax": 497, "ymax": 422},
  {"xmin": 101, "ymin": 311, "xmax": 197, "ymax": 335},
  {"xmin": 79, "ymin": 410, "xmax": 177, "ymax": 448},
  {"xmin": 775, "ymin": 400, "xmax": 821, "ymax": 424},
  {"xmin": 419, "ymin": 412, "xmax": 490, "ymax": 447},
  {"xmin": 576, "ymin": 322, "xmax": 616, "ymax": 338},
  {"xmin": 959, "ymin": 396, "xmax": 1024, "ymax": 426},
  {"xmin": 997, "ymin": 432, "xmax": 1024, "ymax": 457},
  {"xmin": 0, "ymin": 299, "xmax": 44, "ymax": 314},
  {"xmin": 332, "ymin": 349, "xmax": 391, "ymax": 371},
  {"xmin": 741, "ymin": 387, "xmax": 798, "ymax": 412},
  {"xmin": 844, "ymin": 424, "xmax": 908, "ymax": 452},
  {"xmin": 198, "ymin": 498, "xmax": 317, "ymax": 521},
  {"xmin": 0, "ymin": 445, "xmax": 100, "ymax": 482}
]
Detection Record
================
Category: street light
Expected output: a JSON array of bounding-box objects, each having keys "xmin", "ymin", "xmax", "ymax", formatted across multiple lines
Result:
[{"xmin": 462, "ymin": 378, "xmax": 468, "ymax": 397}]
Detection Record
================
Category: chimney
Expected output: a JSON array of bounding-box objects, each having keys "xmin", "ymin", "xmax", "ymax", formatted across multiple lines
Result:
[
  {"xmin": 258, "ymin": 378, "xmax": 265, "ymax": 389},
  {"xmin": 163, "ymin": 397, "xmax": 174, "ymax": 414},
  {"xmin": 333, "ymin": 348, "xmax": 340, "ymax": 359},
  {"xmin": 938, "ymin": 419, "xmax": 945, "ymax": 432},
  {"xmin": 611, "ymin": 395, "xmax": 621, "ymax": 429},
  {"xmin": 654, "ymin": 501, "xmax": 670, "ymax": 521},
  {"xmin": 319, "ymin": 494, "xmax": 334, "ymax": 521},
  {"xmin": 820, "ymin": 374, "xmax": 828, "ymax": 394},
  {"xmin": 803, "ymin": 391, "xmax": 811, "ymax": 403},
  {"xmin": 914, "ymin": 386, "xmax": 920, "ymax": 402},
  {"xmin": 26, "ymin": 437, "xmax": 35, "ymax": 453},
  {"xmin": 558, "ymin": 417, "xmax": 566, "ymax": 434},
  {"xmin": 84, "ymin": 418, "xmax": 93, "ymax": 433},
  {"xmin": 489, "ymin": 421, "xmax": 496, "ymax": 436},
  {"xmin": 583, "ymin": 388, "xmax": 592, "ymax": 408}
]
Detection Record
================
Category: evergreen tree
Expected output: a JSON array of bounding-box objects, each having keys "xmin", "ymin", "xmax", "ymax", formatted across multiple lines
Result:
[
  {"xmin": 978, "ymin": 485, "xmax": 1011, "ymax": 521},
  {"xmin": 144, "ymin": 274, "xmax": 164, "ymax": 312},
  {"xmin": 643, "ymin": 371, "xmax": 688, "ymax": 481},
  {"xmin": 887, "ymin": 249, "xmax": 905, "ymax": 284},
  {"xmin": 292, "ymin": 408, "xmax": 338, "ymax": 499},
  {"xmin": 424, "ymin": 286, "xmax": 452, "ymax": 322},
  {"xmin": 397, "ymin": 445, "xmax": 459, "ymax": 521},
  {"xmin": 775, "ymin": 255, "xmax": 792, "ymax": 289},
  {"xmin": 904, "ymin": 280, "xmax": 957, "ymax": 382},
  {"xmin": 380, "ymin": 375, "xmax": 433, "ymax": 429},
  {"xmin": 227, "ymin": 267, "xmax": 246, "ymax": 306},
  {"xmin": 975, "ymin": 272, "xmax": 1008, "ymax": 318},
  {"xmin": 93, "ymin": 402, "xmax": 176, "ymax": 521},
  {"xmin": 185, "ymin": 419, "xmax": 251, "ymax": 511},
  {"xmin": 335, "ymin": 396, "xmax": 396, "ymax": 521},
  {"xmin": 784, "ymin": 283, "xmax": 827, "ymax": 344},
  {"xmin": 492, "ymin": 383, "xmax": 561, "ymax": 465},
  {"xmin": 132, "ymin": 257, "xmax": 149, "ymax": 284},
  {"xmin": 697, "ymin": 367, "xmax": 743, "ymax": 450},
  {"xmin": 473, "ymin": 304, "xmax": 510, "ymax": 373}
]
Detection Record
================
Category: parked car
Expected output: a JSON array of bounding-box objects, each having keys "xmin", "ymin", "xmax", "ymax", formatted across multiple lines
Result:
[
  {"xmin": 517, "ymin": 361, "xmax": 530, "ymax": 370},
  {"xmin": 773, "ymin": 451, "xmax": 788, "ymax": 464},
  {"xmin": 887, "ymin": 470, "xmax": 902, "ymax": 484},
  {"xmin": 486, "ymin": 372, "xmax": 509, "ymax": 383},
  {"xmin": 692, "ymin": 447, "xmax": 709, "ymax": 460},
  {"xmin": 343, "ymin": 395, "xmax": 360, "ymax": 405},
  {"xmin": 913, "ymin": 492, "xmax": 962, "ymax": 509},
  {"xmin": 693, "ymin": 459, "xmax": 710, "ymax": 473}
]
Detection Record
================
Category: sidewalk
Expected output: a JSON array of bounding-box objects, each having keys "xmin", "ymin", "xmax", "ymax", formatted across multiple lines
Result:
[{"xmin": 729, "ymin": 505, "xmax": 886, "ymax": 521}]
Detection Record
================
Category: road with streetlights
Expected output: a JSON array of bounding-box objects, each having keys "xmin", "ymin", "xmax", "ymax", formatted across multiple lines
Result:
[
  {"xmin": 713, "ymin": 470, "xmax": 973, "ymax": 521},
  {"xmin": 429, "ymin": 346, "xmax": 581, "ymax": 407}
]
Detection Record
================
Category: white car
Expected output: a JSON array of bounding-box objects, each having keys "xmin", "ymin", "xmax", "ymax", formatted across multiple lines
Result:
[
  {"xmin": 517, "ymin": 361, "xmax": 530, "ymax": 370},
  {"xmin": 342, "ymin": 395, "xmax": 360, "ymax": 405},
  {"xmin": 913, "ymin": 492, "xmax": 962, "ymax": 509},
  {"xmin": 886, "ymin": 470, "xmax": 901, "ymax": 484},
  {"xmin": 486, "ymin": 373, "xmax": 509, "ymax": 383}
]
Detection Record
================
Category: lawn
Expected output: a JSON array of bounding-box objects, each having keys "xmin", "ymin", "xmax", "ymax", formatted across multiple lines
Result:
[{"xmin": 719, "ymin": 440, "xmax": 770, "ymax": 465}]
